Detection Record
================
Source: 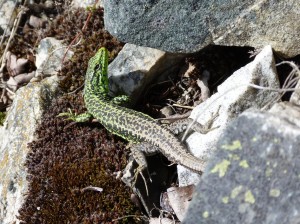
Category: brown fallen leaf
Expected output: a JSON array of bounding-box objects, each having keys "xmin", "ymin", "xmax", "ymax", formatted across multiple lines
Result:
[{"xmin": 166, "ymin": 185, "xmax": 195, "ymax": 221}]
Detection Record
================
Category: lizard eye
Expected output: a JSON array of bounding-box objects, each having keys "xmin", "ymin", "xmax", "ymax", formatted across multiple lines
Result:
[{"xmin": 94, "ymin": 63, "xmax": 102, "ymax": 71}]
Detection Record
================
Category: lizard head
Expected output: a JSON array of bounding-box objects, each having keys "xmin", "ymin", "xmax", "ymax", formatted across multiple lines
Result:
[{"xmin": 85, "ymin": 47, "xmax": 109, "ymax": 95}]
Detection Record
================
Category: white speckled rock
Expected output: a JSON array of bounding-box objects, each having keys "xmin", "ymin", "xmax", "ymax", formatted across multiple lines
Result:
[{"xmin": 178, "ymin": 45, "xmax": 280, "ymax": 186}]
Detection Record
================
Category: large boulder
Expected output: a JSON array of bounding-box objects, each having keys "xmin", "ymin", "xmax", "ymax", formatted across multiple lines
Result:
[
  {"xmin": 183, "ymin": 102, "xmax": 300, "ymax": 223},
  {"xmin": 104, "ymin": 0, "xmax": 300, "ymax": 57}
]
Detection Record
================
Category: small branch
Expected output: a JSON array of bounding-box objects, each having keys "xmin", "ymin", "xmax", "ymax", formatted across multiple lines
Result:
[
  {"xmin": 61, "ymin": 0, "xmax": 99, "ymax": 63},
  {"xmin": 80, "ymin": 185, "xmax": 103, "ymax": 193},
  {"xmin": 172, "ymin": 103, "xmax": 194, "ymax": 110}
]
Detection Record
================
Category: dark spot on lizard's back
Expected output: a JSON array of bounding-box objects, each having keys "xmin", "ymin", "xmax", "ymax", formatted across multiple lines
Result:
[
  {"xmin": 118, "ymin": 116, "xmax": 125, "ymax": 124},
  {"xmin": 156, "ymin": 129, "xmax": 166, "ymax": 140},
  {"xmin": 111, "ymin": 124, "xmax": 118, "ymax": 131},
  {"xmin": 121, "ymin": 129, "xmax": 128, "ymax": 136}
]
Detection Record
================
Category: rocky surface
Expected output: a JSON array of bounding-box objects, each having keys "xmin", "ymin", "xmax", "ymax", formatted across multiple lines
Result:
[
  {"xmin": 289, "ymin": 64, "xmax": 300, "ymax": 106},
  {"xmin": 35, "ymin": 37, "xmax": 73, "ymax": 78},
  {"xmin": 0, "ymin": 0, "xmax": 20, "ymax": 34},
  {"xmin": 0, "ymin": 35, "xmax": 67, "ymax": 224},
  {"xmin": 104, "ymin": 0, "xmax": 300, "ymax": 57},
  {"xmin": 0, "ymin": 75, "xmax": 60, "ymax": 224},
  {"xmin": 108, "ymin": 43, "xmax": 184, "ymax": 103},
  {"xmin": 183, "ymin": 102, "xmax": 300, "ymax": 223},
  {"xmin": 72, "ymin": 0, "xmax": 102, "ymax": 8},
  {"xmin": 0, "ymin": 0, "xmax": 300, "ymax": 223},
  {"xmin": 178, "ymin": 45, "xmax": 280, "ymax": 186}
]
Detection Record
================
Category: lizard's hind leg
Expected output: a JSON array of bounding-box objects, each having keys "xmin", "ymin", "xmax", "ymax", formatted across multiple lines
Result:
[
  {"xmin": 129, "ymin": 142, "xmax": 160, "ymax": 195},
  {"xmin": 168, "ymin": 106, "xmax": 220, "ymax": 138}
]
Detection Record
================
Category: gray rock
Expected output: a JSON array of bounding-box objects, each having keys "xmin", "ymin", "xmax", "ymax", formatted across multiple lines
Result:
[
  {"xmin": 108, "ymin": 43, "xmax": 184, "ymax": 103},
  {"xmin": 104, "ymin": 0, "xmax": 300, "ymax": 57},
  {"xmin": 35, "ymin": 37, "xmax": 73, "ymax": 78},
  {"xmin": 178, "ymin": 45, "xmax": 280, "ymax": 186},
  {"xmin": 0, "ymin": 75, "xmax": 60, "ymax": 224},
  {"xmin": 71, "ymin": 0, "xmax": 102, "ymax": 8},
  {"xmin": 0, "ymin": 0, "xmax": 21, "ymax": 35},
  {"xmin": 183, "ymin": 103, "xmax": 300, "ymax": 224},
  {"xmin": 150, "ymin": 217, "xmax": 180, "ymax": 224}
]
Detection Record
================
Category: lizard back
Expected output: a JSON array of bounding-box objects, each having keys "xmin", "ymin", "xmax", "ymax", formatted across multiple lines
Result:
[{"xmin": 84, "ymin": 92, "xmax": 205, "ymax": 173}]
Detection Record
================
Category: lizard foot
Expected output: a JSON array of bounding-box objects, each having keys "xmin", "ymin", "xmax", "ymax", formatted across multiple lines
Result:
[
  {"xmin": 130, "ymin": 145, "xmax": 153, "ymax": 196},
  {"xmin": 111, "ymin": 95, "xmax": 131, "ymax": 106},
  {"xmin": 57, "ymin": 108, "xmax": 77, "ymax": 121},
  {"xmin": 193, "ymin": 105, "xmax": 221, "ymax": 134},
  {"xmin": 133, "ymin": 164, "xmax": 150, "ymax": 196},
  {"xmin": 57, "ymin": 109, "xmax": 93, "ymax": 123},
  {"xmin": 168, "ymin": 106, "xmax": 221, "ymax": 142}
]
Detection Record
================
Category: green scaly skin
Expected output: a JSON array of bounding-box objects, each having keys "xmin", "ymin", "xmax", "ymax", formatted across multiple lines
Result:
[{"xmin": 61, "ymin": 47, "xmax": 205, "ymax": 173}]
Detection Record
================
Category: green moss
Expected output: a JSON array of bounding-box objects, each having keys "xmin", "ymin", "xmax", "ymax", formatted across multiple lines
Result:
[
  {"xmin": 269, "ymin": 189, "xmax": 281, "ymax": 198},
  {"xmin": 202, "ymin": 211, "xmax": 209, "ymax": 218},
  {"xmin": 239, "ymin": 160, "xmax": 249, "ymax": 168},
  {"xmin": 222, "ymin": 196, "xmax": 229, "ymax": 204},
  {"xmin": 231, "ymin": 185, "xmax": 243, "ymax": 199}
]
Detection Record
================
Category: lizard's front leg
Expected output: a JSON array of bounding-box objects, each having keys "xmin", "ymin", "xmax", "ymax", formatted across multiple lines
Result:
[
  {"xmin": 111, "ymin": 94, "xmax": 130, "ymax": 106},
  {"xmin": 57, "ymin": 109, "xmax": 93, "ymax": 122}
]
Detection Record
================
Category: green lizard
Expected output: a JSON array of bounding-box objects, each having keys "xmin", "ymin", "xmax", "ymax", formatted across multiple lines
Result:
[{"xmin": 59, "ymin": 47, "xmax": 216, "ymax": 178}]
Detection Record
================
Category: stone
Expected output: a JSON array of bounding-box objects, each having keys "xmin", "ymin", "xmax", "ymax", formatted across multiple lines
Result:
[
  {"xmin": 150, "ymin": 217, "xmax": 180, "ymax": 224},
  {"xmin": 35, "ymin": 37, "xmax": 73, "ymax": 78},
  {"xmin": 183, "ymin": 102, "xmax": 300, "ymax": 223},
  {"xmin": 104, "ymin": 0, "xmax": 300, "ymax": 57},
  {"xmin": 71, "ymin": 0, "xmax": 103, "ymax": 8},
  {"xmin": 0, "ymin": 0, "xmax": 21, "ymax": 35},
  {"xmin": 167, "ymin": 185, "xmax": 195, "ymax": 221},
  {"xmin": 108, "ymin": 43, "xmax": 184, "ymax": 103},
  {"xmin": 178, "ymin": 45, "xmax": 280, "ymax": 186},
  {"xmin": 0, "ymin": 75, "xmax": 60, "ymax": 224}
]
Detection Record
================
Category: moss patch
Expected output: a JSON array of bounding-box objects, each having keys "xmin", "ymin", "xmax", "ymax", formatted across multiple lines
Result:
[{"xmin": 18, "ymin": 94, "xmax": 140, "ymax": 223}]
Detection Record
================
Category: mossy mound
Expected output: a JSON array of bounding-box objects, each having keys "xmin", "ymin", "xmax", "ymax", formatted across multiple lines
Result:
[{"xmin": 18, "ymin": 94, "xmax": 140, "ymax": 223}]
